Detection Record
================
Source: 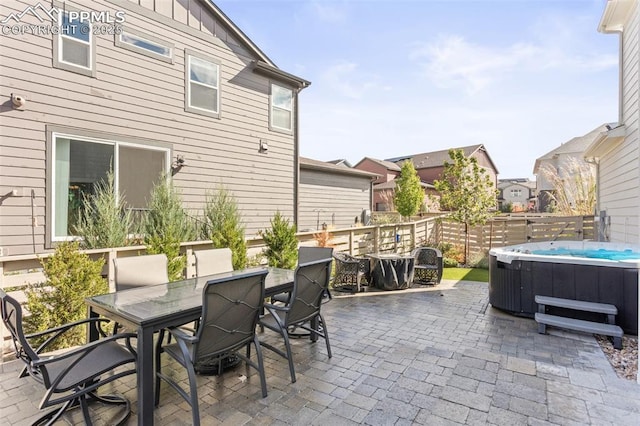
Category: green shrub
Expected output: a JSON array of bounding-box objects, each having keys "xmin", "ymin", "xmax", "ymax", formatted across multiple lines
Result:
[
  {"xmin": 469, "ymin": 250, "xmax": 490, "ymax": 269},
  {"xmin": 74, "ymin": 170, "xmax": 136, "ymax": 249},
  {"xmin": 202, "ymin": 186, "xmax": 247, "ymax": 269},
  {"xmin": 260, "ymin": 211, "xmax": 298, "ymax": 269},
  {"xmin": 144, "ymin": 180, "xmax": 196, "ymax": 281},
  {"xmin": 24, "ymin": 241, "xmax": 108, "ymax": 350}
]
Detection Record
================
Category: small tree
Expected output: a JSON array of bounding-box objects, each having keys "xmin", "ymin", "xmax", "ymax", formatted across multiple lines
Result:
[
  {"xmin": 539, "ymin": 158, "xmax": 596, "ymax": 215},
  {"xmin": 24, "ymin": 241, "xmax": 108, "ymax": 350},
  {"xmin": 144, "ymin": 179, "xmax": 196, "ymax": 281},
  {"xmin": 202, "ymin": 185, "xmax": 247, "ymax": 269},
  {"xmin": 74, "ymin": 170, "xmax": 136, "ymax": 249},
  {"xmin": 260, "ymin": 211, "xmax": 298, "ymax": 269},
  {"xmin": 434, "ymin": 149, "xmax": 498, "ymax": 264},
  {"xmin": 394, "ymin": 161, "xmax": 424, "ymax": 219}
]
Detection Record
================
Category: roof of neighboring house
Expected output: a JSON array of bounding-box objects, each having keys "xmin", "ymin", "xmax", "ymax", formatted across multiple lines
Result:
[
  {"xmin": 299, "ymin": 157, "xmax": 379, "ymax": 178},
  {"xmin": 327, "ymin": 159, "xmax": 353, "ymax": 167},
  {"xmin": 353, "ymin": 157, "xmax": 402, "ymax": 172},
  {"xmin": 498, "ymin": 179, "xmax": 536, "ymax": 190},
  {"xmin": 373, "ymin": 180, "xmax": 435, "ymax": 190},
  {"xmin": 385, "ymin": 144, "xmax": 499, "ymax": 173},
  {"xmin": 533, "ymin": 124, "xmax": 609, "ymax": 174}
]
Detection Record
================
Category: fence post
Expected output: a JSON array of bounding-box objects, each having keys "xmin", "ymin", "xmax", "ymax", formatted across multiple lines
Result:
[
  {"xmin": 412, "ymin": 222, "xmax": 417, "ymax": 249},
  {"xmin": 349, "ymin": 230, "xmax": 354, "ymax": 255},
  {"xmin": 374, "ymin": 225, "xmax": 380, "ymax": 253},
  {"xmin": 107, "ymin": 249, "xmax": 117, "ymax": 292}
]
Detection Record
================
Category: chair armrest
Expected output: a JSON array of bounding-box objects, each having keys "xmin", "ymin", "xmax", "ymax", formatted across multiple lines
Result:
[
  {"xmin": 167, "ymin": 327, "xmax": 198, "ymax": 344},
  {"xmin": 27, "ymin": 317, "xmax": 111, "ymax": 354},
  {"xmin": 263, "ymin": 303, "xmax": 288, "ymax": 312}
]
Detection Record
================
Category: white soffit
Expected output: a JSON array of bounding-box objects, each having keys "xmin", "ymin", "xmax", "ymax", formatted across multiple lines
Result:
[
  {"xmin": 584, "ymin": 125, "xmax": 626, "ymax": 158},
  {"xmin": 599, "ymin": 0, "xmax": 636, "ymax": 33}
]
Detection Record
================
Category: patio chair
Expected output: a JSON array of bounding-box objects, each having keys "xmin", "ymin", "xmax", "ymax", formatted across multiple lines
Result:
[
  {"xmin": 271, "ymin": 246, "xmax": 334, "ymax": 304},
  {"xmin": 113, "ymin": 253, "xmax": 169, "ymax": 291},
  {"xmin": 259, "ymin": 258, "xmax": 333, "ymax": 383},
  {"xmin": 412, "ymin": 247, "xmax": 443, "ymax": 285},
  {"xmin": 332, "ymin": 251, "xmax": 370, "ymax": 293},
  {"xmin": 0, "ymin": 289, "xmax": 137, "ymax": 425},
  {"xmin": 155, "ymin": 269, "xmax": 269, "ymax": 426},
  {"xmin": 194, "ymin": 247, "xmax": 233, "ymax": 276}
]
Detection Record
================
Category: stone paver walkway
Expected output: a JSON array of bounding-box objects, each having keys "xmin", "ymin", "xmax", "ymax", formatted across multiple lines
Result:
[{"xmin": 1, "ymin": 280, "xmax": 639, "ymax": 425}]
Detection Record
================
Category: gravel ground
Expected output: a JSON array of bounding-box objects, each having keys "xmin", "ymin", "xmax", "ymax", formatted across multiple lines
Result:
[{"xmin": 597, "ymin": 335, "xmax": 638, "ymax": 381}]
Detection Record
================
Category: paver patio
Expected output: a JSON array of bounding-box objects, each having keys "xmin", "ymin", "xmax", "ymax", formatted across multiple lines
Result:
[{"xmin": 1, "ymin": 279, "xmax": 639, "ymax": 425}]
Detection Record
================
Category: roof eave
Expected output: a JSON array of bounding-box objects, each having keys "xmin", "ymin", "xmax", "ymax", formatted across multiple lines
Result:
[
  {"xmin": 252, "ymin": 60, "xmax": 311, "ymax": 90},
  {"xmin": 584, "ymin": 125, "xmax": 627, "ymax": 159},
  {"xmin": 598, "ymin": 0, "xmax": 636, "ymax": 33}
]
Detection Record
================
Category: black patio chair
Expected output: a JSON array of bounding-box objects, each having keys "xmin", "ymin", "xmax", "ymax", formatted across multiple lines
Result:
[
  {"xmin": 155, "ymin": 269, "xmax": 269, "ymax": 426},
  {"xmin": 271, "ymin": 246, "xmax": 334, "ymax": 304},
  {"xmin": 259, "ymin": 258, "xmax": 333, "ymax": 383},
  {"xmin": 412, "ymin": 247, "xmax": 443, "ymax": 285},
  {"xmin": 0, "ymin": 289, "xmax": 138, "ymax": 425},
  {"xmin": 332, "ymin": 251, "xmax": 370, "ymax": 293}
]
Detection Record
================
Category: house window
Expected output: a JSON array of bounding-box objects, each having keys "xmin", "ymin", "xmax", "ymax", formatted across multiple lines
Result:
[
  {"xmin": 115, "ymin": 28, "xmax": 174, "ymax": 63},
  {"xmin": 270, "ymin": 84, "xmax": 293, "ymax": 132},
  {"xmin": 50, "ymin": 133, "xmax": 169, "ymax": 241},
  {"xmin": 185, "ymin": 51, "xmax": 220, "ymax": 118},
  {"xmin": 53, "ymin": 10, "xmax": 96, "ymax": 77},
  {"xmin": 510, "ymin": 189, "xmax": 522, "ymax": 197}
]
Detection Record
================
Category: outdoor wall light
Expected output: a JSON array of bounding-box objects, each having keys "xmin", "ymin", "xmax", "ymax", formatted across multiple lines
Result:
[
  {"xmin": 259, "ymin": 139, "xmax": 269, "ymax": 154},
  {"xmin": 11, "ymin": 93, "xmax": 26, "ymax": 109}
]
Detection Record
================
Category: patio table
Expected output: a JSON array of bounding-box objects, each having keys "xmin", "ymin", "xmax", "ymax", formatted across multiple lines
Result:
[
  {"xmin": 85, "ymin": 267, "xmax": 295, "ymax": 426},
  {"xmin": 367, "ymin": 253, "xmax": 415, "ymax": 290}
]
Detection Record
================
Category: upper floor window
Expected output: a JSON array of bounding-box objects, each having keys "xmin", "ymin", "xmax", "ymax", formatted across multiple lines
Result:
[
  {"xmin": 270, "ymin": 84, "xmax": 293, "ymax": 132},
  {"xmin": 53, "ymin": 10, "xmax": 96, "ymax": 77},
  {"xmin": 116, "ymin": 28, "xmax": 174, "ymax": 63},
  {"xmin": 185, "ymin": 51, "xmax": 220, "ymax": 118},
  {"xmin": 510, "ymin": 189, "xmax": 522, "ymax": 197},
  {"xmin": 49, "ymin": 132, "xmax": 169, "ymax": 242}
]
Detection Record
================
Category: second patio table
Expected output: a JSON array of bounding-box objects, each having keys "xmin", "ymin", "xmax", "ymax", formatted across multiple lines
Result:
[{"xmin": 367, "ymin": 253, "xmax": 415, "ymax": 290}]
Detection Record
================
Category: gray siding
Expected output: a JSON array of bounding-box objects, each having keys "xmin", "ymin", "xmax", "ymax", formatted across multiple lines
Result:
[
  {"xmin": 0, "ymin": 0, "xmax": 297, "ymax": 255},
  {"xmin": 298, "ymin": 169, "xmax": 371, "ymax": 231},
  {"xmin": 599, "ymin": 3, "xmax": 640, "ymax": 244}
]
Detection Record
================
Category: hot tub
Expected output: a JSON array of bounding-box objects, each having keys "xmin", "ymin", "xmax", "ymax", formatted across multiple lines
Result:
[{"xmin": 489, "ymin": 241, "xmax": 639, "ymax": 335}]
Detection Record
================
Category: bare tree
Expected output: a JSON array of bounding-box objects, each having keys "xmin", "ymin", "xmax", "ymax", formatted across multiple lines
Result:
[{"xmin": 539, "ymin": 158, "xmax": 596, "ymax": 215}]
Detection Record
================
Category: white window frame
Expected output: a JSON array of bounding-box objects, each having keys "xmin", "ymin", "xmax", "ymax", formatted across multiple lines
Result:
[
  {"xmin": 269, "ymin": 83, "xmax": 294, "ymax": 133},
  {"xmin": 52, "ymin": 8, "xmax": 96, "ymax": 77},
  {"xmin": 185, "ymin": 50, "xmax": 221, "ymax": 118},
  {"xmin": 115, "ymin": 27, "xmax": 174, "ymax": 63},
  {"xmin": 49, "ymin": 132, "xmax": 170, "ymax": 243},
  {"xmin": 510, "ymin": 189, "xmax": 522, "ymax": 197}
]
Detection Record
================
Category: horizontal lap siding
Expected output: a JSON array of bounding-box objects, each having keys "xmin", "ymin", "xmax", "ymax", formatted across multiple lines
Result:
[
  {"xmin": 601, "ymin": 4, "xmax": 640, "ymax": 245},
  {"xmin": 0, "ymin": 0, "xmax": 296, "ymax": 255},
  {"xmin": 298, "ymin": 170, "xmax": 371, "ymax": 232}
]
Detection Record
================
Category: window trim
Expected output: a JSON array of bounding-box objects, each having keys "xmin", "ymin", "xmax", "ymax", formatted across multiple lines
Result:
[
  {"xmin": 52, "ymin": 7, "xmax": 96, "ymax": 77},
  {"xmin": 115, "ymin": 26, "xmax": 174, "ymax": 64},
  {"xmin": 45, "ymin": 126, "xmax": 171, "ymax": 247},
  {"xmin": 269, "ymin": 82, "xmax": 294, "ymax": 134},
  {"xmin": 184, "ymin": 49, "xmax": 221, "ymax": 119}
]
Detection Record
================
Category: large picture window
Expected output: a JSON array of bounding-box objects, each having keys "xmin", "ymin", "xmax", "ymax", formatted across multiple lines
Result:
[
  {"xmin": 185, "ymin": 51, "xmax": 220, "ymax": 118},
  {"xmin": 53, "ymin": 10, "xmax": 96, "ymax": 77},
  {"xmin": 270, "ymin": 84, "xmax": 293, "ymax": 132},
  {"xmin": 51, "ymin": 133, "xmax": 169, "ymax": 241}
]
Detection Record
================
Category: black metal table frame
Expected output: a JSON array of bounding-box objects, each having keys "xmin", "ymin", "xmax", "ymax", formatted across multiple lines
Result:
[{"xmin": 86, "ymin": 267, "xmax": 296, "ymax": 426}]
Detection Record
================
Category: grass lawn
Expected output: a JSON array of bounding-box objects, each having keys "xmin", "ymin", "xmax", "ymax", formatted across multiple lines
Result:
[{"xmin": 441, "ymin": 267, "xmax": 489, "ymax": 283}]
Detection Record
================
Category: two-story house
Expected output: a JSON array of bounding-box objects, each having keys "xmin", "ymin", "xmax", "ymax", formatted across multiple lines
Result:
[
  {"xmin": 533, "ymin": 124, "xmax": 604, "ymax": 212},
  {"xmin": 497, "ymin": 178, "xmax": 537, "ymax": 212},
  {"xmin": 0, "ymin": 0, "xmax": 310, "ymax": 256},
  {"xmin": 585, "ymin": 0, "xmax": 639, "ymax": 243}
]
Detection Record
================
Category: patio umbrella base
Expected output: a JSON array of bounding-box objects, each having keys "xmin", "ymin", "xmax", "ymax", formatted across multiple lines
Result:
[{"xmin": 195, "ymin": 354, "xmax": 241, "ymax": 376}]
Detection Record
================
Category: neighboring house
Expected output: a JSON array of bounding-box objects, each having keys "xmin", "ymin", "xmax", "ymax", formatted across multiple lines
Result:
[
  {"xmin": 326, "ymin": 159, "xmax": 352, "ymax": 168},
  {"xmin": 585, "ymin": 0, "xmax": 639, "ymax": 243},
  {"xmin": 372, "ymin": 180, "xmax": 438, "ymax": 212},
  {"xmin": 386, "ymin": 144, "xmax": 499, "ymax": 190},
  {"xmin": 0, "ymin": 0, "xmax": 310, "ymax": 256},
  {"xmin": 353, "ymin": 157, "xmax": 402, "ymax": 211},
  {"xmin": 533, "ymin": 124, "xmax": 604, "ymax": 212},
  {"xmin": 298, "ymin": 157, "xmax": 377, "ymax": 231},
  {"xmin": 497, "ymin": 179, "xmax": 537, "ymax": 212}
]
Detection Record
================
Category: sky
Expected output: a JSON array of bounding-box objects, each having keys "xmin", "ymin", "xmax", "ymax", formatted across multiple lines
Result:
[{"xmin": 215, "ymin": 0, "xmax": 620, "ymax": 179}]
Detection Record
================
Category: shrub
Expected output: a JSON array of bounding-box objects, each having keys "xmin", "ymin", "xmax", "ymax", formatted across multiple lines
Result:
[
  {"xmin": 437, "ymin": 242, "xmax": 465, "ymax": 267},
  {"xmin": 468, "ymin": 250, "xmax": 490, "ymax": 269},
  {"xmin": 202, "ymin": 186, "xmax": 247, "ymax": 269},
  {"xmin": 312, "ymin": 229, "xmax": 335, "ymax": 248},
  {"xmin": 24, "ymin": 241, "xmax": 108, "ymax": 350},
  {"xmin": 260, "ymin": 211, "xmax": 298, "ymax": 269},
  {"xmin": 74, "ymin": 170, "xmax": 136, "ymax": 249},
  {"xmin": 144, "ymin": 179, "xmax": 196, "ymax": 281}
]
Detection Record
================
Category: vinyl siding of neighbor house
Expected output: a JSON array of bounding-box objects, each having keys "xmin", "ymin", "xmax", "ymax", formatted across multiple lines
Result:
[
  {"xmin": 298, "ymin": 169, "xmax": 371, "ymax": 231},
  {"xmin": 598, "ymin": 2, "xmax": 640, "ymax": 244},
  {"xmin": 0, "ymin": 0, "xmax": 300, "ymax": 255}
]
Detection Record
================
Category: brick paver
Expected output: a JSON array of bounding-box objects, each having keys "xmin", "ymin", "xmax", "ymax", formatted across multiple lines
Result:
[{"xmin": 1, "ymin": 280, "xmax": 639, "ymax": 425}]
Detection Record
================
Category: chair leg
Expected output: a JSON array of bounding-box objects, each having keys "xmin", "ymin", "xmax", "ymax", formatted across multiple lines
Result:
[
  {"xmin": 186, "ymin": 363, "xmax": 201, "ymax": 426},
  {"xmin": 281, "ymin": 326, "xmax": 297, "ymax": 383},
  {"xmin": 318, "ymin": 314, "xmax": 332, "ymax": 358},
  {"xmin": 252, "ymin": 336, "xmax": 268, "ymax": 398}
]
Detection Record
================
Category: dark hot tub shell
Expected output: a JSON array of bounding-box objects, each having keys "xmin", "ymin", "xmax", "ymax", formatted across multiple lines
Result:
[{"xmin": 489, "ymin": 254, "xmax": 639, "ymax": 335}]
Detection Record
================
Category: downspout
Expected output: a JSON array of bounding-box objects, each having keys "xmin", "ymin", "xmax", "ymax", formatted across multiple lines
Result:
[{"xmin": 293, "ymin": 88, "xmax": 300, "ymax": 226}]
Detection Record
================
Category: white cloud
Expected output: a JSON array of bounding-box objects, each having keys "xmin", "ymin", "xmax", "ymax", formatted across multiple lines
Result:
[
  {"xmin": 319, "ymin": 62, "xmax": 381, "ymax": 99},
  {"xmin": 410, "ymin": 33, "xmax": 617, "ymax": 95},
  {"xmin": 309, "ymin": 0, "xmax": 348, "ymax": 23}
]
